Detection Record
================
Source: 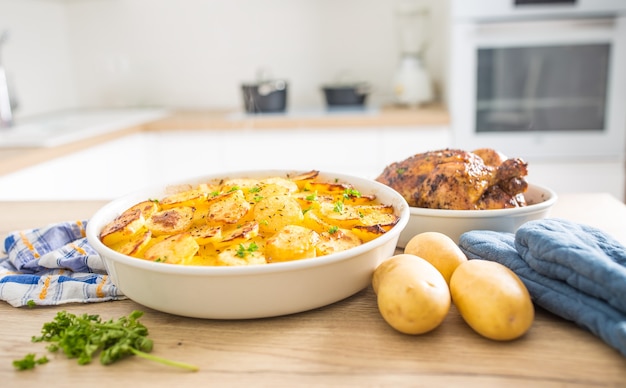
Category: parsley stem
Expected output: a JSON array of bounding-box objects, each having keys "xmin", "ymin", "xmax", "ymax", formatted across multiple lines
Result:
[{"xmin": 129, "ymin": 348, "xmax": 199, "ymax": 372}]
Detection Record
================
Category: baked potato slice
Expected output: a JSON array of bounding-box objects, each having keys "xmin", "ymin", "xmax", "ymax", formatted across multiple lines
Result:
[
  {"xmin": 291, "ymin": 191, "xmax": 335, "ymax": 208},
  {"xmin": 188, "ymin": 224, "xmax": 222, "ymax": 245},
  {"xmin": 316, "ymin": 228, "xmax": 362, "ymax": 256},
  {"xmin": 290, "ymin": 170, "xmax": 320, "ymax": 190},
  {"xmin": 146, "ymin": 206, "xmax": 195, "ymax": 236},
  {"xmin": 351, "ymin": 224, "xmax": 389, "ymax": 243},
  {"xmin": 259, "ymin": 177, "xmax": 298, "ymax": 193},
  {"xmin": 194, "ymin": 189, "xmax": 250, "ymax": 225},
  {"xmin": 315, "ymin": 202, "xmax": 398, "ymax": 229},
  {"xmin": 127, "ymin": 200, "xmax": 160, "ymax": 218},
  {"xmin": 342, "ymin": 193, "xmax": 376, "ymax": 205},
  {"xmin": 100, "ymin": 208, "xmax": 146, "ymax": 246},
  {"xmin": 217, "ymin": 241, "xmax": 266, "ymax": 266},
  {"xmin": 159, "ymin": 189, "xmax": 207, "ymax": 209},
  {"xmin": 219, "ymin": 178, "xmax": 261, "ymax": 194},
  {"xmin": 144, "ymin": 233, "xmax": 199, "ymax": 264},
  {"xmin": 302, "ymin": 207, "xmax": 336, "ymax": 234},
  {"xmin": 213, "ymin": 221, "xmax": 259, "ymax": 249},
  {"xmin": 265, "ymin": 225, "xmax": 319, "ymax": 262},
  {"xmin": 110, "ymin": 228, "xmax": 152, "ymax": 257},
  {"xmin": 253, "ymin": 195, "xmax": 304, "ymax": 235},
  {"xmin": 302, "ymin": 181, "xmax": 350, "ymax": 194}
]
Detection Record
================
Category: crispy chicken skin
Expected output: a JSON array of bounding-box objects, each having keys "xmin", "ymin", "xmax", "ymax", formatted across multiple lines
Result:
[{"xmin": 375, "ymin": 148, "xmax": 528, "ymax": 210}]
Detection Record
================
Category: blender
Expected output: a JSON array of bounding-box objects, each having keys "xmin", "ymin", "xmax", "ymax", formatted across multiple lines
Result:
[{"xmin": 392, "ymin": 1, "xmax": 433, "ymax": 107}]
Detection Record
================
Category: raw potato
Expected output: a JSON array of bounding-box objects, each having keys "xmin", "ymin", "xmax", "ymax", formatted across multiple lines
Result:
[
  {"xmin": 450, "ymin": 260, "xmax": 534, "ymax": 341},
  {"xmin": 373, "ymin": 254, "xmax": 451, "ymax": 335},
  {"xmin": 404, "ymin": 231, "xmax": 468, "ymax": 284}
]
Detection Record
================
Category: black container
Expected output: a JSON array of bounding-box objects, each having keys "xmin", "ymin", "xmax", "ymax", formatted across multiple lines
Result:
[
  {"xmin": 241, "ymin": 80, "xmax": 288, "ymax": 113},
  {"xmin": 322, "ymin": 83, "xmax": 370, "ymax": 107}
]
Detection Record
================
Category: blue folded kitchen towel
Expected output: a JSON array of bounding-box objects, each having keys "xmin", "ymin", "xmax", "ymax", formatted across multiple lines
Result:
[
  {"xmin": 458, "ymin": 221, "xmax": 626, "ymax": 358},
  {"xmin": 0, "ymin": 220, "xmax": 126, "ymax": 307},
  {"xmin": 516, "ymin": 219, "xmax": 626, "ymax": 314}
]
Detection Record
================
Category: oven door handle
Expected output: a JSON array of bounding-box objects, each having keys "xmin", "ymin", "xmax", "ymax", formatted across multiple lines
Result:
[{"xmin": 472, "ymin": 17, "xmax": 619, "ymax": 47}]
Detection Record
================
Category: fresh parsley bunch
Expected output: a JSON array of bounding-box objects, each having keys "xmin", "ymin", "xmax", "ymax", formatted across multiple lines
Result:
[{"xmin": 15, "ymin": 310, "xmax": 197, "ymax": 371}]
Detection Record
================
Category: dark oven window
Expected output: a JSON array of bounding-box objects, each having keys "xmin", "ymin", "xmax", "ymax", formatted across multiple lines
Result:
[{"xmin": 476, "ymin": 44, "xmax": 610, "ymax": 133}]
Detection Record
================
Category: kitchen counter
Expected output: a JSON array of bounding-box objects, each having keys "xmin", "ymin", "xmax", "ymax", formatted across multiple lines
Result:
[
  {"xmin": 0, "ymin": 105, "xmax": 449, "ymax": 177},
  {"xmin": 1, "ymin": 193, "xmax": 625, "ymax": 386}
]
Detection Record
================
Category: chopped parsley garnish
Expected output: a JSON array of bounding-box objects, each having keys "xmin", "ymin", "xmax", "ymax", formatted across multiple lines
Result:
[
  {"xmin": 13, "ymin": 354, "xmax": 48, "ymax": 370},
  {"xmin": 343, "ymin": 188, "xmax": 361, "ymax": 199},
  {"xmin": 236, "ymin": 242, "xmax": 259, "ymax": 258}
]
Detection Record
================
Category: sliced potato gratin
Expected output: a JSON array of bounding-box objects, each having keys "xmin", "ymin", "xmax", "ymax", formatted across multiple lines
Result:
[{"xmin": 99, "ymin": 170, "xmax": 399, "ymax": 266}]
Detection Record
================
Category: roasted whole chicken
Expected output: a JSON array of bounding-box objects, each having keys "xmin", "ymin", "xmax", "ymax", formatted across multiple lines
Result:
[{"xmin": 375, "ymin": 148, "xmax": 529, "ymax": 210}]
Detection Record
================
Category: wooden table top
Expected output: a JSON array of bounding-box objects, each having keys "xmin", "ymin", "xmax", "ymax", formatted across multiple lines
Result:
[{"xmin": 1, "ymin": 194, "xmax": 625, "ymax": 387}]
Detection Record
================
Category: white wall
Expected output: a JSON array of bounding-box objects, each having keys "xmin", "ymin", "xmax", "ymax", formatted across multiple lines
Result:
[
  {"xmin": 0, "ymin": 0, "xmax": 79, "ymax": 117},
  {"xmin": 0, "ymin": 0, "xmax": 450, "ymax": 119}
]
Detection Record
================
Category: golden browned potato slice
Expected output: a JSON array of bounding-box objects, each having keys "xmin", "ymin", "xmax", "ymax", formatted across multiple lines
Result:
[
  {"xmin": 289, "ymin": 170, "xmax": 320, "ymax": 190},
  {"xmin": 219, "ymin": 178, "xmax": 261, "ymax": 193},
  {"xmin": 302, "ymin": 207, "xmax": 336, "ymax": 234},
  {"xmin": 159, "ymin": 189, "xmax": 207, "ymax": 209},
  {"xmin": 110, "ymin": 229, "xmax": 152, "ymax": 257},
  {"xmin": 302, "ymin": 181, "xmax": 350, "ymax": 194},
  {"xmin": 265, "ymin": 225, "xmax": 319, "ymax": 262},
  {"xmin": 213, "ymin": 221, "xmax": 259, "ymax": 249},
  {"xmin": 342, "ymin": 193, "xmax": 376, "ymax": 205},
  {"xmin": 127, "ymin": 200, "xmax": 160, "ymax": 218},
  {"xmin": 314, "ymin": 202, "xmax": 362, "ymax": 229},
  {"xmin": 290, "ymin": 170, "xmax": 320, "ymax": 181},
  {"xmin": 100, "ymin": 208, "xmax": 146, "ymax": 246},
  {"xmin": 219, "ymin": 178, "xmax": 296, "ymax": 205},
  {"xmin": 188, "ymin": 224, "xmax": 222, "ymax": 245},
  {"xmin": 146, "ymin": 207, "xmax": 195, "ymax": 236},
  {"xmin": 196, "ymin": 182, "xmax": 221, "ymax": 194},
  {"xmin": 217, "ymin": 242, "xmax": 266, "ymax": 266},
  {"xmin": 358, "ymin": 208, "xmax": 399, "ymax": 227},
  {"xmin": 194, "ymin": 189, "xmax": 250, "ymax": 225},
  {"xmin": 144, "ymin": 233, "xmax": 199, "ymax": 264},
  {"xmin": 259, "ymin": 177, "xmax": 298, "ymax": 194},
  {"xmin": 253, "ymin": 195, "xmax": 304, "ymax": 235},
  {"xmin": 351, "ymin": 224, "xmax": 388, "ymax": 243},
  {"xmin": 315, "ymin": 228, "xmax": 362, "ymax": 256},
  {"xmin": 291, "ymin": 191, "xmax": 334, "ymax": 208},
  {"xmin": 315, "ymin": 202, "xmax": 398, "ymax": 229}
]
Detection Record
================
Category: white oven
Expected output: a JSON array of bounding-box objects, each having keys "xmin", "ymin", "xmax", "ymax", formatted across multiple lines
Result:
[{"xmin": 449, "ymin": 0, "xmax": 626, "ymax": 162}]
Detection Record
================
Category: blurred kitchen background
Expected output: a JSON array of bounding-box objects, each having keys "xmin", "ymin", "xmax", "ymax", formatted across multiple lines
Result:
[
  {"xmin": 1, "ymin": 0, "xmax": 448, "ymax": 116},
  {"xmin": 0, "ymin": 0, "xmax": 625, "ymax": 202}
]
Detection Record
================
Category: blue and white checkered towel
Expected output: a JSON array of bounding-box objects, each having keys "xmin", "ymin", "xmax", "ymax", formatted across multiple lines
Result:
[{"xmin": 0, "ymin": 220, "xmax": 126, "ymax": 307}]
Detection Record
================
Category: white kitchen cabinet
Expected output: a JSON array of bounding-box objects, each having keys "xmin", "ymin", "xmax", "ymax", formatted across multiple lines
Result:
[
  {"xmin": 525, "ymin": 160, "xmax": 625, "ymax": 201},
  {"xmin": 0, "ymin": 126, "xmax": 451, "ymax": 200},
  {"xmin": 0, "ymin": 133, "xmax": 156, "ymax": 200},
  {"xmin": 2, "ymin": 126, "xmax": 622, "ymax": 202}
]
